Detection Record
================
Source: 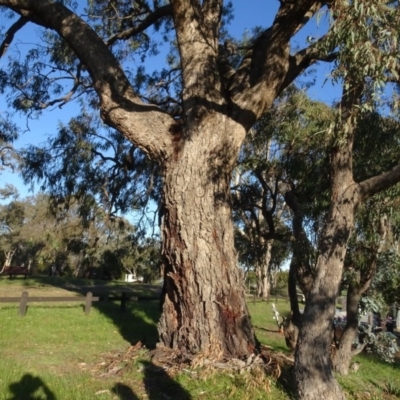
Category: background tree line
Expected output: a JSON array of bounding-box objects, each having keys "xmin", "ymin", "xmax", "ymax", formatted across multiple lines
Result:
[{"xmin": 0, "ymin": 193, "xmax": 161, "ymax": 282}]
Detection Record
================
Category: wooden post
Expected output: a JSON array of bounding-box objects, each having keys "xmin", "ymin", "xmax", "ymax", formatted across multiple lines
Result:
[
  {"xmin": 19, "ymin": 291, "xmax": 28, "ymax": 316},
  {"xmin": 120, "ymin": 292, "xmax": 128, "ymax": 312},
  {"xmin": 85, "ymin": 292, "xmax": 93, "ymax": 315}
]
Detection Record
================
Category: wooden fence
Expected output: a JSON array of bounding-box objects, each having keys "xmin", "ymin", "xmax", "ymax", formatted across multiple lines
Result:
[
  {"xmin": 0, "ymin": 291, "xmax": 160, "ymax": 316},
  {"xmin": 0, "ymin": 291, "xmax": 99, "ymax": 316},
  {"xmin": 100, "ymin": 293, "xmax": 160, "ymax": 312}
]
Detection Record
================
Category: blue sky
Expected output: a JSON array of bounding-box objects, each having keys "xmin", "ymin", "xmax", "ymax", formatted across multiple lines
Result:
[{"xmin": 0, "ymin": 0, "xmax": 339, "ymax": 199}]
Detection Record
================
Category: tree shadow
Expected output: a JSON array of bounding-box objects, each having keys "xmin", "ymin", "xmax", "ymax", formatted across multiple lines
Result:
[
  {"xmin": 276, "ymin": 365, "xmax": 297, "ymax": 400},
  {"xmin": 10, "ymin": 275, "xmax": 162, "ymax": 349},
  {"xmin": 94, "ymin": 298, "xmax": 161, "ymax": 348},
  {"xmin": 111, "ymin": 383, "xmax": 140, "ymax": 400},
  {"xmin": 110, "ymin": 361, "xmax": 193, "ymax": 400},
  {"xmin": 7, "ymin": 373, "xmax": 56, "ymax": 400},
  {"xmin": 141, "ymin": 361, "xmax": 192, "ymax": 400}
]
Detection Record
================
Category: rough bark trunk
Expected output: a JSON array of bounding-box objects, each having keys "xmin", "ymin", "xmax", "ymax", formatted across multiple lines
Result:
[
  {"xmin": 158, "ymin": 116, "xmax": 256, "ymax": 358},
  {"xmin": 294, "ymin": 192, "xmax": 355, "ymax": 399},
  {"xmin": 293, "ymin": 80, "xmax": 365, "ymax": 399},
  {"xmin": 295, "ymin": 149, "xmax": 356, "ymax": 399},
  {"xmin": 294, "ymin": 254, "xmax": 348, "ymax": 400}
]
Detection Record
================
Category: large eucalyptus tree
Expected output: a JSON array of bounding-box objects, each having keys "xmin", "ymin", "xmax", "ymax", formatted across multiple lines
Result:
[
  {"xmin": 0, "ymin": 0, "xmax": 330, "ymax": 357},
  {"xmin": 1, "ymin": 1, "xmax": 400, "ymax": 399}
]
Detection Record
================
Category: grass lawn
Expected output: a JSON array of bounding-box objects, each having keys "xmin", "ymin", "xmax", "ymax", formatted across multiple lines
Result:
[{"xmin": 0, "ymin": 276, "xmax": 399, "ymax": 399}]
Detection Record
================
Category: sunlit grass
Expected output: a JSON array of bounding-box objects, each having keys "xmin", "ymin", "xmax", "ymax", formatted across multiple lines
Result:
[{"xmin": 0, "ymin": 279, "xmax": 398, "ymax": 399}]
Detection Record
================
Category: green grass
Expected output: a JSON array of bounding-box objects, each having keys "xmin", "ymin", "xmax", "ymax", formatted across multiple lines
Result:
[
  {"xmin": 248, "ymin": 299, "xmax": 291, "ymax": 353},
  {"xmin": 338, "ymin": 354, "xmax": 400, "ymax": 400},
  {"xmin": 0, "ymin": 278, "xmax": 399, "ymax": 399}
]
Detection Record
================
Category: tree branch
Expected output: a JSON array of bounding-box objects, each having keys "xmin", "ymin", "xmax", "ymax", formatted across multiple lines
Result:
[
  {"xmin": 0, "ymin": 15, "xmax": 28, "ymax": 58},
  {"xmin": 105, "ymin": 4, "xmax": 172, "ymax": 46},
  {"xmin": 231, "ymin": 1, "xmax": 326, "ymax": 127},
  {"xmin": 356, "ymin": 163, "xmax": 400, "ymax": 203},
  {"xmin": 280, "ymin": 38, "xmax": 337, "ymax": 92},
  {"xmin": 0, "ymin": 0, "xmax": 175, "ymax": 163}
]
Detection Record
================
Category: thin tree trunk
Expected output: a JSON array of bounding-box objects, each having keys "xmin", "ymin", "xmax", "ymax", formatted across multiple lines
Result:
[
  {"xmin": 294, "ymin": 174, "xmax": 355, "ymax": 399},
  {"xmin": 295, "ymin": 255, "xmax": 349, "ymax": 400},
  {"xmin": 283, "ymin": 257, "xmax": 302, "ymax": 350},
  {"xmin": 332, "ymin": 284, "xmax": 361, "ymax": 375},
  {"xmin": 282, "ymin": 186, "xmax": 313, "ymax": 351},
  {"xmin": 158, "ymin": 117, "xmax": 257, "ymax": 358},
  {"xmin": 257, "ymin": 240, "xmax": 273, "ymax": 299},
  {"xmin": 294, "ymin": 80, "xmax": 364, "ymax": 400},
  {"xmin": 332, "ymin": 245, "xmax": 381, "ymax": 375},
  {"xmin": 1, "ymin": 249, "xmax": 15, "ymax": 273}
]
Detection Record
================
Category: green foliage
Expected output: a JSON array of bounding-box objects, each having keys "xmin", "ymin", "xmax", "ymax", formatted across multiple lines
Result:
[
  {"xmin": 22, "ymin": 112, "xmax": 161, "ymax": 226},
  {"xmin": 98, "ymin": 249, "xmax": 124, "ymax": 280},
  {"xmin": 323, "ymin": 0, "xmax": 400, "ymax": 94},
  {"xmin": 130, "ymin": 237, "xmax": 161, "ymax": 284},
  {"xmin": 372, "ymin": 250, "xmax": 400, "ymax": 305},
  {"xmin": 0, "ymin": 193, "xmax": 158, "ymax": 280},
  {"xmin": 276, "ymin": 271, "xmax": 289, "ymax": 288},
  {"xmin": 364, "ymin": 332, "xmax": 399, "ymax": 364},
  {"xmin": 358, "ymin": 296, "xmax": 384, "ymax": 314},
  {"xmin": 258, "ymin": 87, "xmax": 334, "ymax": 236}
]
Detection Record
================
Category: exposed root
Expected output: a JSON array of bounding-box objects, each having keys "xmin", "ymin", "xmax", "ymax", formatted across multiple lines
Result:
[
  {"xmin": 94, "ymin": 341, "xmax": 146, "ymax": 377},
  {"xmin": 93, "ymin": 341, "xmax": 294, "ymax": 393}
]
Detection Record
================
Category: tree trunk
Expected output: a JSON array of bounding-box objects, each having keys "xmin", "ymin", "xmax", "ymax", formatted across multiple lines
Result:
[
  {"xmin": 332, "ymin": 284, "xmax": 360, "ymax": 375},
  {"xmin": 158, "ymin": 116, "xmax": 257, "ymax": 359},
  {"xmin": 256, "ymin": 240, "xmax": 273, "ymax": 299},
  {"xmin": 294, "ymin": 254, "xmax": 348, "ymax": 400},
  {"xmin": 1, "ymin": 249, "xmax": 15, "ymax": 273},
  {"xmin": 283, "ymin": 258, "xmax": 302, "ymax": 350},
  {"xmin": 294, "ymin": 191, "xmax": 356, "ymax": 399},
  {"xmin": 293, "ymin": 81, "xmax": 365, "ymax": 399},
  {"xmin": 295, "ymin": 154, "xmax": 356, "ymax": 399},
  {"xmin": 333, "ymin": 251, "xmax": 379, "ymax": 375}
]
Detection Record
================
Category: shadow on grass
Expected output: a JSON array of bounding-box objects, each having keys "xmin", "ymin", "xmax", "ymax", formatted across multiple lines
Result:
[
  {"xmin": 111, "ymin": 361, "xmax": 192, "ymax": 400},
  {"xmin": 3, "ymin": 275, "xmax": 162, "ymax": 349},
  {"xmin": 7, "ymin": 373, "xmax": 56, "ymax": 400},
  {"xmin": 276, "ymin": 365, "xmax": 296, "ymax": 400},
  {"xmin": 94, "ymin": 299, "xmax": 161, "ymax": 348},
  {"xmin": 111, "ymin": 383, "xmax": 139, "ymax": 400},
  {"xmin": 141, "ymin": 361, "xmax": 192, "ymax": 400}
]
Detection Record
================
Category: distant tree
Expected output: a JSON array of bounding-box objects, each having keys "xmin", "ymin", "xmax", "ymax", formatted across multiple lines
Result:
[
  {"xmin": 0, "ymin": 193, "xmax": 140, "ymax": 277},
  {"xmin": 0, "ymin": 200, "xmax": 25, "ymax": 269}
]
